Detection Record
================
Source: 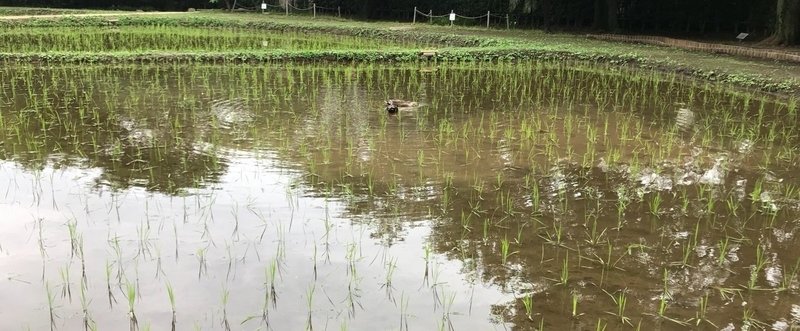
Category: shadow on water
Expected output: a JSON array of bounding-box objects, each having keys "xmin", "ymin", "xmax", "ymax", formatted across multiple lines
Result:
[{"xmin": 0, "ymin": 63, "xmax": 799, "ymax": 330}]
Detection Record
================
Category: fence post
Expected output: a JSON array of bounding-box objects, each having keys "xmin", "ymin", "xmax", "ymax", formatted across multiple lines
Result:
[
  {"xmin": 429, "ymin": 10, "xmax": 432, "ymax": 24},
  {"xmin": 413, "ymin": 7, "xmax": 416, "ymax": 24},
  {"xmin": 337, "ymin": 6, "xmax": 341, "ymax": 17},
  {"xmin": 506, "ymin": 14, "xmax": 509, "ymax": 29},
  {"xmin": 486, "ymin": 11, "xmax": 490, "ymax": 28},
  {"xmin": 313, "ymin": 3, "xmax": 316, "ymax": 18}
]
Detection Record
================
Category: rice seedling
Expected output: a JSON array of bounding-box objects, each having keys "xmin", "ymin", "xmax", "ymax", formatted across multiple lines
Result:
[
  {"xmin": 571, "ymin": 291, "xmax": 582, "ymax": 318},
  {"xmin": 648, "ymin": 193, "xmax": 662, "ymax": 217},
  {"xmin": 196, "ymin": 247, "xmax": 208, "ymax": 279},
  {"xmin": 126, "ymin": 282, "xmax": 138, "ymax": 331},
  {"xmin": 79, "ymin": 281, "xmax": 95, "ymax": 331},
  {"xmin": 59, "ymin": 264, "xmax": 72, "ymax": 302},
  {"xmin": 595, "ymin": 318, "xmax": 607, "ymax": 331},
  {"xmin": 46, "ymin": 281, "xmax": 58, "ymax": 331},
  {"xmin": 0, "ymin": 54, "xmax": 798, "ymax": 330},
  {"xmin": 521, "ymin": 294, "xmax": 535, "ymax": 321},
  {"xmin": 105, "ymin": 260, "xmax": 117, "ymax": 308},
  {"xmin": 540, "ymin": 221, "xmax": 565, "ymax": 247},
  {"xmin": 438, "ymin": 290, "xmax": 457, "ymax": 331},
  {"xmin": 717, "ymin": 238, "xmax": 730, "ymax": 266},
  {"xmin": 36, "ymin": 217, "xmax": 47, "ymax": 261},
  {"xmin": 604, "ymin": 289, "xmax": 632, "ymax": 326},
  {"xmin": 592, "ymin": 242, "xmax": 625, "ymax": 273},
  {"xmin": 657, "ymin": 269, "xmax": 670, "ymax": 317},
  {"xmin": 779, "ymin": 258, "xmax": 800, "ymax": 292},
  {"xmin": 499, "ymin": 237, "xmax": 514, "ymax": 265},
  {"xmin": 746, "ymin": 244, "xmax": 769, "ymax": 290},
  {"xmin": 691, "ymin": 293, "xmax": 717, "ymax": 328},
  {"xmin": 584, "ymin": 218, "xmax": 607, "ymax": 246},
  {"xmin": 399, "ymin": 292, "xmax": 410, "ymax": 331},
  {"xmin": 305, "ymin": 284, "xmax": 315, "ymax": 331},
  {"xmin": 529, "ymin": 179, "xmax": 541, "ymax": 215},
  {"xmin": 614, "ymin": 189, "xmax": 630, "ymax": 230},
  {"xmin": 220, "ymin": 286, "xmax": 231, "ymax": 331},
  {"xmin": 482, "ymin": 219, "xmax": 490, "ymax": 243},
  {"xmin": 66, "ymin": 218, "xmax": 79, "ymax": 258},
  {"xmin": 166, "ymin": 282, "xmax": 176, "ymax": 331},
  {"xmin": 557, "ymin": 252, "xmax": 569, "ymax": 287},
  {"xmin": 741, "ymin": 307, "xmax": 769, "ymax": 330},
  {"xmin": 0, "ymin": 26, "xmax": 427, "ymax": 53}
]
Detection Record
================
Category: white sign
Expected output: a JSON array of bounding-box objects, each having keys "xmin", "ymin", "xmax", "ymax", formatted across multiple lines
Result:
[
  {"xmin": 261, "ymin": 2, "xmax": 267, "ymax": 10},
  {"xmin": 449, "ymin": 13, "xmax": 456, "ymax": 21},
  {"xmin": 736, "ymin": 33, "xmax": 749, "ymax": 41}
]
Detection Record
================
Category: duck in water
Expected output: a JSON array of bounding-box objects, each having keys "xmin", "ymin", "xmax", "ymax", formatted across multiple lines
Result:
[
  {"xmin": 385, "ymin": 99, "xmax": 419, "ymax": 114},
  {"xmin": 385, "ymin": 101, "xmax": 398, "ymax": 114}
]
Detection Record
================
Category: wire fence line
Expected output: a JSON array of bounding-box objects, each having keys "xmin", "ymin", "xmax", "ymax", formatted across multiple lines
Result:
[
  {"xmin": 261, "ymin": 3, "xmax": 283, "ymax": 9},
  {"xmin": 232, "ymin": 1, "xmax": 342, "ymax": 18},
  {"xmin": 228, "ymin": 2, "xmax": 506, "ymax": 27},
  {"xmin": 455, "ymin": 13, "xmax": 488, "ymax": 20},
  {"xmin": 413, "ymin": 7, "xmax": 510, "ymax": 29},
  {"xmin": 415, "ymin": 9, "xmax": 449, "ymax": 19},
  {"xmin": 287, "ymin": 3, "xmax": 312, "ymax": 11}
]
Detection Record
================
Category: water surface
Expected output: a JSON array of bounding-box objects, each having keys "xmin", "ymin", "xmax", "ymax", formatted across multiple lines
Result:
[{"xmin": 0, "ymin": 63, "xmax": 799, "ymax": 330}]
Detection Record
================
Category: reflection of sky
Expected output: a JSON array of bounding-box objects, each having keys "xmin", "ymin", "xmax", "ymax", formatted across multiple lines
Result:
[
  {"xmin": 0, "ymin": 155, "xmax": 511, "ymax": 330},
  {"xmin": 3, "ymin": 64, "xmax": 800, "ymax": 329}
]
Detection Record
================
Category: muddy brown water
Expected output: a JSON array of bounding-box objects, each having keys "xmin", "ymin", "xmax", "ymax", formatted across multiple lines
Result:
[{"xmin": 0, "ymin": 64, "xmax": 799, "ymax": 330}]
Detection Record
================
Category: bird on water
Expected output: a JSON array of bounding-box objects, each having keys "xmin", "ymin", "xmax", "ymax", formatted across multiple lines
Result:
[{"xmin": 385, "ymin": 99, "xmax": 419, "ymax": 114}]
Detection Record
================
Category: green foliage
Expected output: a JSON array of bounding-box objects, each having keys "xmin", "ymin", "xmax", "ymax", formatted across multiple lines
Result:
[{"xmin": 0, "ymin": 14, "xmax": 796, "ymax": 94}]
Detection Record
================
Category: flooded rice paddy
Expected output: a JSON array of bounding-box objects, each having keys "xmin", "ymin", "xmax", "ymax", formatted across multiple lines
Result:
[
  {"xmin": 0, "ymin": 26, "xmax": 429, "ymax": 53},
  {"xmin": 0, "ymin": 63, "xmax": 799, "ymax": 330}
]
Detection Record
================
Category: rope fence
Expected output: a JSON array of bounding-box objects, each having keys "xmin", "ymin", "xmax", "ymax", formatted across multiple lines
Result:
[
  {"xmin": 229, "ymin": 3, "xmax": 511, "ymax": 27},
  {"xmin": 232, "ymin": 1, "xmax": 343, "ymax": 18},
  {"xmin": 287, "ymin": 3, "xmax": 312, "ymax": 11},
  {"xmin": 413, "ymin": 7, "xmax": 510, "ymax": 29}
]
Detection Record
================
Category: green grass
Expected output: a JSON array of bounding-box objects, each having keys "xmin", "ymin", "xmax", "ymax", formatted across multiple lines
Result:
[
  {"xmin": 0, "ymin": 6, "xmax": 95, "ymax": 16},
  {"xmin": 0, "ymin": 26, "xmax": 429, "ymax": 52},
  {"xmin": 0, "ymin": 11, "xmax": 796, "ymax": 93},
  {"xmin": 1, "ymin": 11, "xmax": 800, "ymax": 329},
  {"xmin": 0, "ymin": 59, "xmax": 799, "ymax": 329}
]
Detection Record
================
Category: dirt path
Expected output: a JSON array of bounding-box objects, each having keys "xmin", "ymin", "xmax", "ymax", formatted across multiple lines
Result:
[
  {"xmin": 0, "ymin": 11, "xmax": 193, "ymax": 20},
  {"xmin": 587, "ymin": 34, "xmax": 800, "ymax": 63}
]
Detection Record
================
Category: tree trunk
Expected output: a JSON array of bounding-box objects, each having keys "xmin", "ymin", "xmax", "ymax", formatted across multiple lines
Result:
[{"xmin": 766, "ymin": 0, "xmax": 800, "ymax": 45}]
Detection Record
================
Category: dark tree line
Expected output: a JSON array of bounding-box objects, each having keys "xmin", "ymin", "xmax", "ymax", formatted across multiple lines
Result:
[{"xmin": 5, "ymin": 0, "xmax": 799, "ymax": 44}]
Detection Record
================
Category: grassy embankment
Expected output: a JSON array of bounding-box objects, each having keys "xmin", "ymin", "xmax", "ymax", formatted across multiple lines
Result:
[
  {"xmin": 0, "ymin": 6, "xmax": 94, "ymax": 16},
  {"xmin": 0, "ymin": 9, "xmax": 798, "ymax": 94}
]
